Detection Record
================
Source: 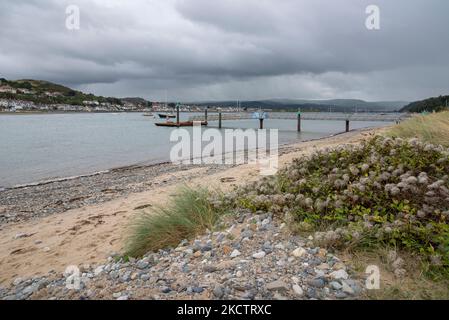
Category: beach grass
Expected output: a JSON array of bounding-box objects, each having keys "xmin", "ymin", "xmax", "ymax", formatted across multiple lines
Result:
[
  {"xmin": 125, "ymin": 186, "xmax": 224, "ymax": 257},
  {"xmin": 388, "ymin": 111, "xmax": 449, "ymax": 147}
]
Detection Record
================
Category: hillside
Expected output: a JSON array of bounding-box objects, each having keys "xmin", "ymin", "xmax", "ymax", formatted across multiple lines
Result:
[
  {"xmin": 400, "ymin": 95, "xmax": 449, "ymax": 113},
  {"xmin": 0, "ymin": 78, "xmax": 137, "ymax": 106}
]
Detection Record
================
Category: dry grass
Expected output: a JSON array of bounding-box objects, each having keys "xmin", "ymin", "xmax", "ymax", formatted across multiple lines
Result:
[
  {"xmin": 389, "ymin": 111, "xmax": 449, "ymax": 147},
  {"xmin": 342, "ymin": 249, "xmax": 449, "ymax": 300},
  {"xmin": 125, "ymin": 186, "xmax": 225, "ymax": 257}
]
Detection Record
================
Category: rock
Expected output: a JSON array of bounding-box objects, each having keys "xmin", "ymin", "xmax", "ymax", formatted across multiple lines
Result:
[
  {"xmin": 192, "ymin": 287, "xmax": 204, "ymax": 293},
  {"xmin": 213, "ymin": 285, "xmax": 224, "ymax": 298},
  {"xmin": 43, "ymin": 247, "xmax": 51, "ymax": 252},
  {"xmin": 341, "ymin": 281, "xmax": 355, "ymax": 295},
  {"xmin": 307, "ymin": 278, "xmax": 326, "ymax": 288},
  {"xmin": 330, "ymin": 281, "xmax": 343, "ymax": 290},
  {"xmin": 203, "ymin": 265, "xmax": 218, "ymax": 273},
  {"xmin": 94, "ymin": 266, "xmax": 104, "ymax": 276},
  {"xmin": 112, "ymin": 292, "xmax": 122, "ymax": 298},
  {"xmin": 240, "ymin": 230, "xmax": 253, "ymax": 239},
  {"xmin": 292, "ymin": 284, "xmax": 304, "ymax": 297},
  {"xmin": 140, "ymin": 274, "xmax": 150, "ymax": 281},
  {"xmin": 14, "ymin": 233, "xmax": 30, "ymax": 240},
  {"xmin": 222, "ymin": 245, "xmax": 232, "ymax": 255},
  {"xmin": 193, "ymin": 251, "xmax": 202, "ymax": 258},
  {"xmin": 136, "ymin": 260, "xmax": 150, "ymax": 270},
  {"xmin": 316, "ymin": 263, "xmax": 330, "ymax": 270},
  {"xmin": 117, "ymin": 295, "xmax": 129, "ymax": 300},
  {"xmin": 330, "ymin": 269, "xmax": 349, "ymax": 280},
  {"xmin": 161, "ymin": 286, "xmax": 171, "ymax": 294},
  {"xmin": 13, "ymin": 278, "xmax": 23, "ymax": 286},
  {"xmin": 230, "ymin": 249, "xmax": 241, "ymax": 258},
  {"xmin": 266, "ymin": 280, "xmax": 289, "ymax": 292},
  {"xmin": 236, "ymin": 271, "xmax": 243, "ymax": 278},
  {"xmin": 34, "ymin": 240, "xmax": 43, "ymax": 245},
  {"xmin": 252, "ymin": 251, "xmax": 266, "ymax": 259},
  {"xmin": 291, "ymin": 247, "xmax": 306, "ymax": 258}
]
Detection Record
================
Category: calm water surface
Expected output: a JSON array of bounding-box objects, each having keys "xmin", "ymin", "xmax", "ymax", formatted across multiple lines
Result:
[{"xmin": 0, "ymin": 113, "xmax": 391, "ymax": 188}]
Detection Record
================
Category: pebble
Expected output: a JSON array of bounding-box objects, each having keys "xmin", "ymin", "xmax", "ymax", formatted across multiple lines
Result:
[
  {"xmin": 307, "ymin": 278, "xmax": 326, "ymax": 288},
  {"xmin": 266, "ymin": 280, "xmax": 289, "ymax": 292},
  {"xmin": 330, "ymin": 269, "xmax": 349, "ymax": 280},
  {"xmin": 291, "ymin": 247, "xmax": 307, "ymax": 258},
  {"xmin": 252, "ymin": 251, "xmax": 266, "ymax": 259},
  {"xmin": 230, "ymin": 249, "xmax": 241, "ymax": 258},
  {"xmin": 0, "ymin": 210, "xmax": 362, "ymax": 301},
  {"xmin": 292, "ymin": 284, "xmax": 304, "ymax": 297}
]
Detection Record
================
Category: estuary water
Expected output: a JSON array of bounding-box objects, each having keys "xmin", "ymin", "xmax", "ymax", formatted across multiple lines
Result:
[{"xmin": 0, "ymin": 112, "xmax": 391, "ymax": 188}]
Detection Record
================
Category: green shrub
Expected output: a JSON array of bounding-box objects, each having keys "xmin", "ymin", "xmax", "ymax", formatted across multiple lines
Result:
[{"xmin": 231, "ymin": 136, "xmax": 449, "ymax": 272}]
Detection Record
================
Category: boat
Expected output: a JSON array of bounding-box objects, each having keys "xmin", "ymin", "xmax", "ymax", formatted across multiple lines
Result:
[
  {"xmin": 155, "ymin": 121, "xmax": 208, "ymax": 127},
  {"xmin": 143, "ymin": 112, "xmax": 154, "ymax": 117},
  {"xmin": 158, "ymin": 113, "xmax": 176, "ymax": 119}
]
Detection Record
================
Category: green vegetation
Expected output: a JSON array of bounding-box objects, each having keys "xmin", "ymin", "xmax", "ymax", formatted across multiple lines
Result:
[
  {"xmin": 230, "ymin": 136, "xmax": 449, "ymax": 277},
  {"xmin": 0, "ymin": 78, "xmax": 124, "ymax": 106},
  {"xmin": 401, "ymin": 95, "xmax": 449, "ymax": 113},
  {"xmin": 389, "ymin": 111, "xmax": 449, "ymax": 147},
  {"xmin": 125, "ymin": 187, "xmax": 226, "ymax": 257}
]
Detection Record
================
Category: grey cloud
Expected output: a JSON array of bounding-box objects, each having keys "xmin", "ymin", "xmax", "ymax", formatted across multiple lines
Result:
[{"xmin": 0, "ymin": 0, "xmax": 448, "ymax": 101}]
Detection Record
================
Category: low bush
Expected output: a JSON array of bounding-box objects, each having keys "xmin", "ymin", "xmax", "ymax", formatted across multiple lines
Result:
[{"xmin": 230, "ymin": 136, "xmax": 449, "ymax": 274}]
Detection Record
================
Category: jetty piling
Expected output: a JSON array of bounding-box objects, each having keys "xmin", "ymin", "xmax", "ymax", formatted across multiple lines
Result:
[
  {"xmin": 297, "ymin": 113, "xmax": 301, "ymax": 132},
  {"xmin": 219, "ymin": 112, "xmax": 222, "ymax": 129},
  {"xmin": 346, "ymin": 119, "xmax": 350, "ymax": 132}
]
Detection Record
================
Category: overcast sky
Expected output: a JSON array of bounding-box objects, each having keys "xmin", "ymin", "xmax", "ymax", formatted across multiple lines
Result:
[{"xmin": 0, "ymin": 0, "xmax": 448, "ymax": 102}]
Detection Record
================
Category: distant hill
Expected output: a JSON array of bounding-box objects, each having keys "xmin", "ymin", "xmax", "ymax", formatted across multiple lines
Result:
[
  {"xmin": 0, "ymin": 78, "xmax": 149, "ymax": 106},
  {"xmin": 194, "ymin": 99, "xmax": 408, "ymax": 112},
  {"xmin": 400, "ymin": 95, "xmax": 449, "ymax": 113}
]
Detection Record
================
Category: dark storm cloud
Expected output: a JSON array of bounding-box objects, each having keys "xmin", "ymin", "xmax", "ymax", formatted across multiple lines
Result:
[{"xmin": 0, "ymin": 0, "xmax": 448, "ymax": 101}]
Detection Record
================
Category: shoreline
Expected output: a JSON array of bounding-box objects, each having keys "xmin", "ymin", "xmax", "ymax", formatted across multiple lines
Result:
[
  {"xmin": 2, "ymin": 126, "xmax": 370, "ymax": 191},
  {"xmin": 0, "ymin": 126, "xmax": 387, "ymax": 285}
]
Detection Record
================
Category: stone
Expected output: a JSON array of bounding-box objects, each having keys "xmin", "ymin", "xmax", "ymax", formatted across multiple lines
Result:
[
  {"xmin": 13, "ymin": 278, "xmax": 23, "ymax": 286},
  {"xmin": 14, "ymin": 233, "xmax": 30, "ymax": 240},
  {"xmin": 330, "ymin": 281, "xmax": 343, "ymax": 290},
  {"xmin": 307, "ymin": 278, "xmax": 326, "ymax": 288},
  {"xmin": 236, "ymin": 270, "xmax": 243, "ymax": 278},
  {"xmin": 291, "ymin": 247, "xmax": 306, "ymax": 258},
  {"xmin": 223, "ymin": 245, "xmax": 232, "ymax": 255},
  {"xmin": 203, "ymin": 265, "xmax": 218, "ymax": 273},
  {"xmin": 112, "ymin": 292, "xmax": 122, "ymax": 298},
  {"xmin": 94, "ymin": 266, "xmax": 104, "ymax": 276},
  {"xmin": 252, "ymin": 251, "xmax": 266, "ymax": 259},
  {"xmin": 117, "ymin": 295, "xmax": 129, "ymax": 300},
  {"xmin": 292, "ymin": 284, "xmax": 304, "ymax": 297},
  {"xmin": 192, "ymin": 287, "xmax": 204, "ymax": 293},
  {"xmin": 213, "ymin": 285, "xmax": 224, "ymax": 298},
  {"xmin": 193, "ymin": 251, "xmax": 202, "ymax": 258},
  {"xmin": 316, "ymin": 263, "xmax": 330, "ymax": 270},
  {"xmin": 266, "ymin": 280, "xmax": 289, "ymax": 292},
  {"xmin": 136, "ymin": 260, "xmax": 150, "ymax": 270},
  {"xmin": 341, "ymin": 281, "xmax": 354, "ymax": 295},
  {"xmin": 230, "ymin": 249, "xmax": 241, "ymax": 258},
  {"xmin": 330, "ymin": 269, "xmax": 349, "ymax": 280},
  {"xmin": 161, "ymin": 286, "xmax": 171, "ymax": 294}
]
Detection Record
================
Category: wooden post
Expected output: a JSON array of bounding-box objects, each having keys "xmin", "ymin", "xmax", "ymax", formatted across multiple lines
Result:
[
  {"xmin": 345, "ymin": 119, "xmax": 350, "ymax": 132},
  {"xmin": 297, "ymin": 113, "xmax": 301, "ymax": 132},
  {"xmin": 219, "ymin": 112, "xmax": 222, "ymax": 129},
  {"xmin": 176, "ymin": 105, "xmax": 180, "ymax": 126},
  {"xmin": 205, "ymin": 108, "xmax": 208, "ymax": 123},
  {"xmin": 259, "ymin": 118, "xmax": 264, "ymax": 129}
]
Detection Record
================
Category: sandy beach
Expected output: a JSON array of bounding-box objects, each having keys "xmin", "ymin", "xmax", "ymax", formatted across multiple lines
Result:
[{"xmin": 0, "ymin": 127, "xmax": 384, "ymax": 286}]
